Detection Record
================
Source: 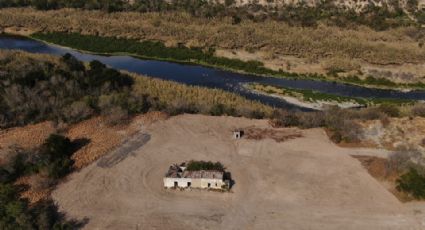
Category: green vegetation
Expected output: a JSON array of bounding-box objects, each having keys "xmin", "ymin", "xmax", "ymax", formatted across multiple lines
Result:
[
  {"xmin": 186, "ymin": 161, "xmax": 224, "ymax": 172},
  {"xmin": 396, "ymin": 168, "xmax": 425, "ymax": 199},
  {"xmin": 248, "ymin": 83, "xmax": 415, "ymax": 106},
  {"xmin": 0, "ymin": 134, "xmax": 84, "ymax": 229},
  {"xmin": 0, "ymin": 184, "xmax": 78, "ymax": 229},
  {"xmin": 2, "ymin": 7, "xmax": 424, "ymax": 76},
  {"xmin": 30, "ymin": 32, "xmax": 425, "ymax": 90},
  {"xmin": 344, "ymin": 75, "xmax": 425, "ymax": 90},
  {"xmin": 0, "ymin": 51, "xmax": 135, "ymax": 128},
  {"xmin": 1, "ymin": 134, "xmax": 76, "ymax": 182},
  {"xmin": 0, "ymin": 50, "xmax": 272, "ymax": 128},
  {"xmin": 31, "ymin": 32, "xmax": 291, "ymax": 78}
]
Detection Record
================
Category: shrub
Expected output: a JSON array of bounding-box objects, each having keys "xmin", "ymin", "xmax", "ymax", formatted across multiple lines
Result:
[
  {"xmin": 396, "ymin": 168, "xmax": 425, "ymax": 199},
  {"xmin": 0, "ymin": 183, "xmax": 80, "ymax": 229},
  {"xmin": 411, "ymin": 103, "xmax": 425, "ymax": 117},
  {"xmin": 378, "ymin": 104, "xmax": 400, "ymax": 117},
  {"xmin": 330, "ymin": 131, "xmax": 343, "ymax": 143},
  {"xmin": 209, "ymin": 104, "xmax": 226, "ymax": 116},
  {"xmin": 102, "ymin": 106, "xmax": 129, "ymax": 126},
  {"xmin": 186, "ymin": 161, "xmax": 224, "ymax": 171},
  {"xmin": 0, "ymin": 51, "xmax": 273, "ymax": 128}
]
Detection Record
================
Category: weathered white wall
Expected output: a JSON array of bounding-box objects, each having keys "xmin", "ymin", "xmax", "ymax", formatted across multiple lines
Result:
[
  {"xmin": 163, "ymin": 178, "xmax": 192, "ymax": 188},
  {"xmin": 200, "ymin": 178, "xmax": 226, "ymax": 189},
  {"xmin": 164, "ymin": 178, "xmax": 226, "ymax": 189}
]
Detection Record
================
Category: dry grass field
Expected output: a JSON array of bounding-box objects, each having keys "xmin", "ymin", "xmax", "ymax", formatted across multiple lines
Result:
[
  {"xmin": 360, "ymin": 116, "xmax": 425, "ymax": 150},
  {"xmin": 1, "ymin": 8, "xmax": 425, "ymax": 82},
  {"xmin": 51, "ymin": 114, "xmax": 425, "ymax": 229},
  {"xmin": 0, "ymin": 112, "xmax": 168, "ymax": 203}
]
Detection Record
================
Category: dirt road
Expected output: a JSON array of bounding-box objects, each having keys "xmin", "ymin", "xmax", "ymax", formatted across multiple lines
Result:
[{"xmin": 52, "ymin": 114, "xmax": 425, "ymax": 229}]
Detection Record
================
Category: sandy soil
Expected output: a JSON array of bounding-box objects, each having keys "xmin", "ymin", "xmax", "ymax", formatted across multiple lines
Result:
[
  {"xmin": 51, "ymin": 114, "xmax": 425, "ymax": 229},
  {"xmin": 4, "ymin": 26, "xmax": 36, "ymax": 36}
]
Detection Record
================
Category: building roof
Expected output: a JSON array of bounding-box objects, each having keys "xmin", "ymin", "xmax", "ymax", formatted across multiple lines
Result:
[
  {"xmin": 165, "ymin": 164, "xmax": 224, "ymax": 179},
  {"xmin": 182, "ymin": 170, "xmax": 223, "ymax": 179}
]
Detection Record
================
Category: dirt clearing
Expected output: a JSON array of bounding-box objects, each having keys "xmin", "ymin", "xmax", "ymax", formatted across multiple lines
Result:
[{"xmin": 52, "ymin": 114, "xmax": 425, "ymax": 229}]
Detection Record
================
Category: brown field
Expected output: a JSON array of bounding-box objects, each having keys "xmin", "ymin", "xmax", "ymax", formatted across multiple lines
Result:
[
  {"xmin": 52, "ymin": 114, "xmax": 425, "ymax": 229},
  {"xmin": 0, "ymin": 121, "xmax": 56, "ymax": 151},
  {"xmin": 67, "ymin": 112, "xmax": 168, "ymax": 169},
  {"xmin": 1, "ymin": 8, "xmax": 425, "ymax": 82},
  {"xmin": 360, "ymin": 116, "xmax": 425, "ymax": 150}
]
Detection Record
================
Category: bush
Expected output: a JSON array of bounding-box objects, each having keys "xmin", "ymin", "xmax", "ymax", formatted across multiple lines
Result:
[
  {"xmin": 378, "ymin": 104, "xmax": 400, "ymax": 117},
  {"xmin": 102, "ymin": 106, "xmax": 129, "ymax": 126},
  {"xmin": 209, "ymin": 104, "xmax": 225, "ymax": 116},
  {"xmin": 270, "ymin": 110, "xmax": 301, "ymax": 127},
  {"xmin": 186, "ymin": 161, "xmax": 224, "ymax": 171},
  {"xmin": 0, "ymin": 52, "xmax": 136, "ymax": 128},
  {"xmin": 0, "ymin": 183, "xmax": 80, "ymax": 229},
  {"xmin": 330, "ymin": 131, "xmax": 343, "ymax": 143},
  {"xmin": 396, "ymin": 168, "xmax": 425, "ymax": 199},
  {"xmin": 411, "ymin": 103, "xmax": 425, "ymax": 117},
  {"xmin": 0, "ymin": 51, "xmax": 273, "ymax": 128},
  {"xmin": 0, "ymin": 134, "xmax": 84, "ymax": 228}
]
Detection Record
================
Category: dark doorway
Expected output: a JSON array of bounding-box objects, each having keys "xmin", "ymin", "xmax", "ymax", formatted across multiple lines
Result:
[
  {"xmin": 187, "ymin": 182, "xmax": 191, "ymax": 187},
  {"xmin": 208, "ymin": 183, "xmax": 211, "ymax": 188},
  {"xmin": 174, "ymin": 181, "xmax": 178, "ymax": 187}
]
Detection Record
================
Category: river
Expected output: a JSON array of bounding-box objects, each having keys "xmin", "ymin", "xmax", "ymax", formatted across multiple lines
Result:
[{"xmin": 1, "ymin": 35, "xmax": 425, "ymax": 110}]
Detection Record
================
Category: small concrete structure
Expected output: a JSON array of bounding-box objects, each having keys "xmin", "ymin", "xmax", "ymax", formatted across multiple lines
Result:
[
  {"xmin": 163, "ymin": 163, "xmax": 229, "ymax": 190},
  {"xmin": 233, "ymin": 130, "xmax": 244, "ymax": 139}
]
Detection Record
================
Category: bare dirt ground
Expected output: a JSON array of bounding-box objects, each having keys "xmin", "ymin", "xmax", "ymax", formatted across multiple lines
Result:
[{"xmin": 52, "ymin": 114, "xmax": 425, "ymax": 229}]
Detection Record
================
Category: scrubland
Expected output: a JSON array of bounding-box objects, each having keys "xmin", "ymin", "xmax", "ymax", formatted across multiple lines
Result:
[
  {"xmin": 0, "ymin": 50, "xmax": 272, "ymax": 129},
  {"xmin": 1, "ymin": 8, "xmax": 424, "ymax": 72}
]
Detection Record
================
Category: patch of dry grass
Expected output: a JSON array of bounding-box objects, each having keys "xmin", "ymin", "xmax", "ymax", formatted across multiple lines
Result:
[
  {"xmin": 67, "ymin": 112, "xmax": 168, "ymax": 169},
  {"xmin": 0, "ymin": 8, "xmax": 424, "ymax": 66},
  {"xmin": 130, "ymin": 73, "xmax": 273, "ymax": 116},
  {"xmin": 243, "ymin": 127, "xmax": 303, "ymax": 142},
  {"xmin": 0, "ymin": 121, "xmax": 56, "ymax": 151}
]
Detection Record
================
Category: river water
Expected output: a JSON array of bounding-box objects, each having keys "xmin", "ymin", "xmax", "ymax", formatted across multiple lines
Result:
[{"xmin": 1, "ymin": 35, "xmax": 425, "ymax": 110}]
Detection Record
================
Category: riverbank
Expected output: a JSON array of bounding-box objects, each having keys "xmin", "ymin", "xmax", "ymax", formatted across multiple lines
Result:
[
  {"xmin": 246, "ymin": 83, "xmax": 415, "ymax": 110},
  {"xmin": 26, "ymin": 32, "xmax": 425, "ymax": 92}
]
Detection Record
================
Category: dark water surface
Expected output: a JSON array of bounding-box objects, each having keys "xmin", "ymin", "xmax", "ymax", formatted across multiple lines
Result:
[{"xmin": 1, "ymin": 35, "xmax": 425, "ymax": 110}]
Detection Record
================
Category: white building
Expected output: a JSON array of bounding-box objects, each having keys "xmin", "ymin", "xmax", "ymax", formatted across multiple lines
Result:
[{"xmin": 163, "ymin": 163, "xmax": 229, "ymax": 190}]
